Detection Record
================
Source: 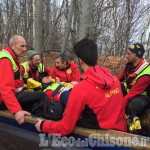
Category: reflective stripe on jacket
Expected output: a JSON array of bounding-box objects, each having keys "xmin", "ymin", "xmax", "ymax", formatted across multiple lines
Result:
[
  {"xmin": 124, "ymin": 60, "xmax": 150, "ymax": 96},
  {"xmin": 21, "ymin": 61, "xmax": 45, "ymax": 85},
  {"xmin": 0, "ymin": 50, "xmax": 24, "ymax": 94}
]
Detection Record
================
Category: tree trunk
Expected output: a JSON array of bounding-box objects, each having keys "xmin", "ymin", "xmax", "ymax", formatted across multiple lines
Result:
[
  {"xmin": 42, "ymin": 0, "xmax": 65, "ymax": 52},
  {"xmin": 32, "ymin": 0, "xmax": 36, "ymax": 51},
  {"xmin": 33, "ymin": 0, "xmax": 43, "ymax": 56},
  {"xmin": 126, "ymin": 0, "xmax": 131, "ymax": 49},
  {"xmin": 79, "ymin": 0, "xmax": 95, "ymax": 40},
  {"xmin": 61, "ymin": 0, "xmax": 76, "ymax": 52}
]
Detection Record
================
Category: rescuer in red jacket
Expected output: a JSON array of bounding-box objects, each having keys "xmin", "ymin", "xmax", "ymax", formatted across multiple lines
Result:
[
  {"xmin": 50, "ymin": 52, "xmax": 80, "ymax": 83},
  {"xmin": 117, "ymin": 43, "xmax": 150, "ymax": 116},
  {"xmin": 0, "ymin": 35, "xmax": 31, "ymax": 124},
  {"xmin": 20, "ymin": 50, "xmax": 51, "ymax": 87},
  {"xmin": 35, "ymin": 38, "xmax": 127, "ymax": 135},
  {"xmin": 0, "ymin": 35, "xmax": 53, "ymax": 124}
]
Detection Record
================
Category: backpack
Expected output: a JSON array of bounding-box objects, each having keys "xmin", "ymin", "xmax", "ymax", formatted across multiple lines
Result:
[{"xmin": 30, "ymin": 97, "xmax": 63, "ymax": 121}]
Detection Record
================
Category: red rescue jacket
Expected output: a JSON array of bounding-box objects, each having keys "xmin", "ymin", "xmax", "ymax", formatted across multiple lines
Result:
[
  {"xmin": 50, "ymin": 61, "xmax": 80, "ymax": 82},
  {"xmin": 117, "ymin": 58, "xmax": 150, "ymax": 106},
  {"xmin": 20, "ymin": 62, "xmax": 51, "ymax": 85},
  {"xmin": 0, "ymin": 47, "xmax": 23, "ymax": 114},
  {"xmin": 42, "ymin": 66, "xmax": 127, "ymax": 135}
]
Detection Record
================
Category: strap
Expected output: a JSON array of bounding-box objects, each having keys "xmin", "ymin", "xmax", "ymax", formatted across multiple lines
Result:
[
  {"xmin": 126, "ymin": 63, "xmax": 150, "ymax": 89},
  {"xmin": 135, "ymin": 61, "xmax": 149, "ymax": 75},
  {"xmin": 1, "ymin": 49, "xmax": 11, "ymax": 56},
  {"xmin": 136, "ymin": 64, "xmax": 150, "ymax": 77},
  {"xmin": 51, "ymin": 85, "xmax": 63, "ymax": 101}
]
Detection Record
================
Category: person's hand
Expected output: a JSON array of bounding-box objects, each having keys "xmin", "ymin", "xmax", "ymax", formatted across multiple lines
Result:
[
  {"xmin": 56, "ymin": 77, "xmax": 61, "ymax": 84},
  {"xmin": 35, "ymin": 118, "xmax": 43, "ymax": 132},
  {"xmin": 15, "ymin": 110, "xmax": 31, "ymax": 124},
  {"xmin": 71, "ymin": 81, "xmax": 79, "ymax": 85}
]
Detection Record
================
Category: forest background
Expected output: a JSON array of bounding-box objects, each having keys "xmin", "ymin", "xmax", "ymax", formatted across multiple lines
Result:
[{"xmin": 0, "ymin": 0, "xmax": 150, "ymax": 75}]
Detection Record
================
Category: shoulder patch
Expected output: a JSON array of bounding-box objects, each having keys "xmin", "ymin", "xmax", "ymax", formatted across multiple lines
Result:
[{"xmin": 67, "ymin": 69, "xmax": 72, "ymax": 74}]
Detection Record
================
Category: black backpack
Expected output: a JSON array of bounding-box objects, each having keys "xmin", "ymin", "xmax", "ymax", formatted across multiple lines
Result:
[{"xmin": 31, "ymin": 97, "xmax": 63, "ymax": 121}]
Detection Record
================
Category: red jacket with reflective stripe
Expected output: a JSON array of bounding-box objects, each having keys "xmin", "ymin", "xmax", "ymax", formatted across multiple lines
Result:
[
  {"xmin": 20, "ymin": 62, "xmax": 51, "ymax": 84},
  {"xmin": 117, "ymin": 58, "xmax": 150, "ymax": 106},
  {"xmin": 0, "ymin": 47, "xmax": 23, "ymax": 114},
  {"xmin": 42, "ymin": 66, "xmax": 127, "ymax": 135},
  {"xmin": 50, "ymin": 61, "xmax": 80, "ymax": 82}
]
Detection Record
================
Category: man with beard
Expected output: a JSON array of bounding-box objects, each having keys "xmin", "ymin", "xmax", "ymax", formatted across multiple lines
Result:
[
  {"xmin": 117, "ymin": 43, "xmax": 150, "ymax": 117},
  {"xmin": 20, "ymin": 50, "xmax": 51, "ymax": 87}
]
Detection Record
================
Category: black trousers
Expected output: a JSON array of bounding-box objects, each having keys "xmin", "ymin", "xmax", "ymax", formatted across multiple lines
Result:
[
  {"xmin": 127, "ymin": 95, "xmax": 150, "ymax": 115},
  {"xmin": 0, "ymin": 91, "xmax": 47, "ymax": 112},
  {"xmin": 16, "ymin": 91, "xmax": 47, "ymax": 112},
  {"xmin": 0, "ymin": 91, "xmax": 64, "ymax": 121},
  {"xmin": 121, "ymin": 84, "xmax": 150, "ymax": 115}
]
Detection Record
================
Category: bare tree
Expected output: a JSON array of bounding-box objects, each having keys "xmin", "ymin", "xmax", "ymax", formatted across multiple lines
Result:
[
  {"xmin": 33, "ymin": 0, "xmax": 43, "ymax": 55},
  {"xmin": 61, "ymin": 0, "xmax": 76, "ymax": 52},
  {"xmin": 42, "ymin": 0, "xmax": 65, "ymax": 52},
  {"xmin": 0, "ymin": 3, "xmax": 4, "ymax": 43},
  {"xmin": 79, "ymin": 0, "xmax": 95, "ymax": 40},
  {"xmin": 0, "ymin": 0, "xmax": 150, "ymax": 59}
]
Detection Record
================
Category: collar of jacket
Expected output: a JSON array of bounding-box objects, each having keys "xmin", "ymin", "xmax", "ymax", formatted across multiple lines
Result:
[
  {"xmin": 4, "ymin": 46, "xmax": 20, "ymax": 65},
  {"xmin": 126, "ymin": 57, "xmax": 144, "ymax": 73}
]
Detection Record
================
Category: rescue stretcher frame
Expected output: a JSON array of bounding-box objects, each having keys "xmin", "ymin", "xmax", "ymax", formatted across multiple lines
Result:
[{"xmin": 0, "ymin": 110, "xmax": 149, "ymax": 150}]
